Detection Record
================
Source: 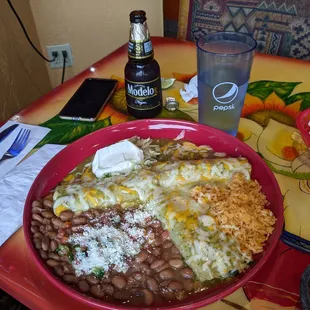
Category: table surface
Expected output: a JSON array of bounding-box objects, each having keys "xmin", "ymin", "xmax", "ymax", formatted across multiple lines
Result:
[{"xmin": 1, "ymin": 37, "xmax": 310, "ymax": 310}]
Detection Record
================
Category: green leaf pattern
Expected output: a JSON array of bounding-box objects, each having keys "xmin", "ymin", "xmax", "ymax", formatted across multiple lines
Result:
[
  {"xmin": 247, "ymin": 80, "xmax": 310, "ymax": 110},
  {"xmin": 37, "ymin": 115, "xmax": 112, "ymax": 148},
  {"xmin": 247, "ymin": 81, "xmax": 301, "ymax": 101},
  {"xmin": 286, "ymin": 92, "xmax": 310, "ymax": 111}
]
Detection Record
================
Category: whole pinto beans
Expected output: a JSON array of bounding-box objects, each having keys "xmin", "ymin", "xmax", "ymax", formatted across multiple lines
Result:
[
  {"xmin": 41, "ymin": 236, "xmax": 50, "ymax": 251},
  {"xmin": 72, "ymin": 216, "xmax": 88, "ymax": 226},
  {"xmin": 59, "ymin": 210, "xmax": 74, "ymax": 221},
  {"xmin": 41, "ymin": 210, "xmax": 54, "ymax": 219},
  {"xmin": 32, "ymin": 213, "xmax": 44, "ymax": 223},
  {"xmin": 169, "ymin": 259, "xmax": 184, "ymax": 269},
  {"xmin": 111, "ymin": 275, "xmax": 127, "ymax": 290},
  {"xmin": 135, "ymin": 250, "xmax": 148, "ymax": 263},
  {"xmin": 142, "ymin": 289, "xmax": 154, "ymax": 306},
  {"xmin": 30, "ymin": 196, "xmax": 200, "ymax": 306},
  {"xmin": 180, "ymin": 268, "xmax": 194, "ymax": 279},
  {"xmin": 146, "ymin": 278, "xmax": 159, "ymax": 292},
  {"xmin": 159, "ymin": 268, "xmax": 174, "ymax": 280},
  {"xmin": 150, "ymin": 259, "xmax": 165, "ymax": 270},
  {"xmin": 51, "ymin": 217, "xmax": 64, "ymax": 229}
]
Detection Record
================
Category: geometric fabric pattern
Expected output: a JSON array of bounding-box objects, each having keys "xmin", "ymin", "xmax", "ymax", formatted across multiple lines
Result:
[
  {"xmin": 178, "ymin": 0, "xmax": 310, "ymax": 60},
  {"xmin": 290, "ymin": 17, "xmax": 310, "ymax": 59}
]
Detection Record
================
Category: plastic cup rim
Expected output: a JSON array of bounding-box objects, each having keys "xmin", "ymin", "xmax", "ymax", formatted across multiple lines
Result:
[{"xmin": 196, "ymin": 31, "xmax": 258, "ymax": 57}]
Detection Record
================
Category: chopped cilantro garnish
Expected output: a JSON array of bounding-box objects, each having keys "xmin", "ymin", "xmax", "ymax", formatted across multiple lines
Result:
[
  {"xmin": 55, "ymin": 245, "xmax": 70, "ymax": 255},
  {"xmin": 92, "ymin": 267, "xmax": 105, "ymax": 279},
  {"xmin": 55, "ymin": 245, "xmax": 74, "ymax": 263},
  {"xmin": 68, "ymin": 252, "xmax": 74, "ymax": 263}
]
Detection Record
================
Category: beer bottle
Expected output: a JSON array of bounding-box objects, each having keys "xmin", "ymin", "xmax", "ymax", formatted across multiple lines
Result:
[{"xmin": 125, "ymin": 10, "xmax": 162, "ymax": 119}]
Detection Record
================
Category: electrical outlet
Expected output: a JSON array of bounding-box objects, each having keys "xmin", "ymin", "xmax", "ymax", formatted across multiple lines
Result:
[{"xmin": 46, "ymin": 44, "xmax": 73, "ymax": 68}]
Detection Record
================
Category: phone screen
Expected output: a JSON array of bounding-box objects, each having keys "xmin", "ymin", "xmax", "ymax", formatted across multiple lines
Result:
[{"xmin": 59, "ymin": 78, "xmax": 118, "ymax": 121}]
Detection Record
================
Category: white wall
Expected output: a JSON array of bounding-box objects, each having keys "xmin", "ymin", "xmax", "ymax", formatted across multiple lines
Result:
[
  {"xmin": 0, "ymin": 0, "xmax": 51, "ymax": 121},
  {"xmin": 30, "ymin": 0, "xmax": 164, "ymax": 88}
]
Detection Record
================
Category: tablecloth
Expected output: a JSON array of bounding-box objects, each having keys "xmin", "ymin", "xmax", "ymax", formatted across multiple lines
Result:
[{"xmin": 2, "ymin": 37, "xmax": 310, "ymax": 310}]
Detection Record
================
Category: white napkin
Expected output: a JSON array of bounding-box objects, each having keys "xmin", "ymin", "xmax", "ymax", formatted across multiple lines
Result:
[
  {"xmin": 0, "ymin": 121, "xmax": 51, "ymax": 178},
  {"xmin": 0, "ymin": 144, "xmax": 66, "ymax": 246},
  {"xmin": 180, "ymin": 75, "xmax": 198, "ymax": 103}
]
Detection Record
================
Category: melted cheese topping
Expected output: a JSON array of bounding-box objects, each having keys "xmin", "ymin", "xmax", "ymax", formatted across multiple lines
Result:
[
  {"xmin": 54, "ymin": 153, "xmax": 253, "ymax": 281},
  {"xmin": 53, "ymin": 158, "xmax": 251, "ymax": 215},
  {"xmin": 158, "ymin": 192, "xmax": 251, "ymax": 281},
  {"xmin": 153, "ymin": 158, "xmax": 251, "ymax": 187}
]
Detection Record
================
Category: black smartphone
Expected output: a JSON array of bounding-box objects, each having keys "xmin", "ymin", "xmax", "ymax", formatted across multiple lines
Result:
[{"xmin": 59, "ymin": 78, "xmax": 118, "ymax": 122}]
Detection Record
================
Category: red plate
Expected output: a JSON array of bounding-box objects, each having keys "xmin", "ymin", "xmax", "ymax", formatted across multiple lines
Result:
[
  {"xmin": 23, "ymin": 119, "xmax": 284, "ymax": 310},
  {"xmin": 296, "ymin": 108, "xmax": 310, "ymax": 148}
]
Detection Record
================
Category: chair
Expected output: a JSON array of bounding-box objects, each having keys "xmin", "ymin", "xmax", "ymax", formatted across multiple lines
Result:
[{"xmin": 177, "ymin": 0, "xmax": 310, "ymax": 60}]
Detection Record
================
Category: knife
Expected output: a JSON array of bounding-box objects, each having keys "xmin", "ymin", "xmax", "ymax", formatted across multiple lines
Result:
[{"xmin": 0, "ymin": 124, "xmax": 19, "ymax": 143}]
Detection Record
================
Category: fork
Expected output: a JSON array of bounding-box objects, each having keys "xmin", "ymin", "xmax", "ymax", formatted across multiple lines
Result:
[{"xmin": 0, "ymin": 129, "xmax": 31, "ymax": 163}]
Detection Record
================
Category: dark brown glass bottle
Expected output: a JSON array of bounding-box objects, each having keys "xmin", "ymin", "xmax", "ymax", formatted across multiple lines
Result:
[{"xmin": 125, "ymin": 10, "xmax": 162, "ymax": 119}]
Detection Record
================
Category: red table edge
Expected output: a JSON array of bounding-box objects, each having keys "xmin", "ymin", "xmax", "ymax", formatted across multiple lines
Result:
[{"xmin": 0, "ymin": 261, "xmax": 48, "ymax": 310}]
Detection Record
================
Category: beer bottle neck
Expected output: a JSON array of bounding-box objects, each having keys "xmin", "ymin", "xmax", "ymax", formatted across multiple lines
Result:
[{"xmin": 128, "ymin": 21, "xmax": 154, "ymax": 60}]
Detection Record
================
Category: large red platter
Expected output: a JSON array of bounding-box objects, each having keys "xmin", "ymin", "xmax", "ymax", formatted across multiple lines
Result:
[{"xmin": 23, "ymin": 119, "xmax": 284, "ymax": 310}]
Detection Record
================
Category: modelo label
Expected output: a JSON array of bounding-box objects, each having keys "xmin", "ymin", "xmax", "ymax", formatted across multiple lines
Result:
[
  {"xmin": 128, "ymin": 40, "xmax": 153, "ymax": 59},
  {"xmin": 128, "ymin": 84, "xmax": 155, "ymax": 97},
  {"xmin": 125, "ymin": 78, "xmax": 162, "ymax": 110}
]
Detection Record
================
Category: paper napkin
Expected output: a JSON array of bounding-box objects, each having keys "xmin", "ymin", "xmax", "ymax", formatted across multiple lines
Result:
[
  {"xmin": 0, "ymin": 121, "xmax": 50, "ymax": 178},
  {"xmin": 0, "ymin": 144, "xmax": 66, "ymax": 246},
  {"xmin": 179, "ymin": 75, "xmax": 198, "ymax": 103}
]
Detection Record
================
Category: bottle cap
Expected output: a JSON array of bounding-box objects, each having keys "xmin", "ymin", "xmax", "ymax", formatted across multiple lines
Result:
[
  {"xmin": 130, "ymin": 10, "xmax": 146, "ymax": 23},
  {"xmin": 165, "ymin": 97, "xmax": 179, "ymax": 111}
]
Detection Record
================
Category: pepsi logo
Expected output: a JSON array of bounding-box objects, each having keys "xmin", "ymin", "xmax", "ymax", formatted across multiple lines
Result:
[{"xmin": 212, "ymin": 82, "xmax": 239, "ymax": 104}]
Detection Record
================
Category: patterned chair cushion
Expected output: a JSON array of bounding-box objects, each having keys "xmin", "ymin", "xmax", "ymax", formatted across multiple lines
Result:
[{"xmin": 177, "ymin": 0, "xmax": 310, "ymax": 59}]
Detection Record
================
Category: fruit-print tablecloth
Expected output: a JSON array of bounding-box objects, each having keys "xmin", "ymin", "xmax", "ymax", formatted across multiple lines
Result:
[{"xmin": 1, "ymin": 37, "xmax": 310, "ymax": 310}]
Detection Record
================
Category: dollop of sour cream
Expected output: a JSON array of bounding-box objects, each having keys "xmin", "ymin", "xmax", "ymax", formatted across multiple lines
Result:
[{"xmin": 92, "ymin": 140, "xmax": 144, "ymax": 178}]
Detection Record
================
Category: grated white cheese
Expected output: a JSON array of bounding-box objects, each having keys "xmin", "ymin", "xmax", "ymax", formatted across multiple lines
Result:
[
  {"xmin": 112, "ymin": 214, "xmax": 121, "ymax": 223},
  {"xmin": 126, "ymin": 226, "xmax": 146, "ymax": 241},
  {"xmin": 124, "ymin": 209, "xmax": 151, "ymax": 225},
  {"xmin": 68, "ymin": 208, "xmax": 151, "ymax": 276}
]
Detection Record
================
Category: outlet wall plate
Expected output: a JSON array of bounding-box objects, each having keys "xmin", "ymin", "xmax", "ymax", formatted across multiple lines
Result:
[{"xmin": 46, "ymin": 44, "xmax": 73, "ymax": 69}]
